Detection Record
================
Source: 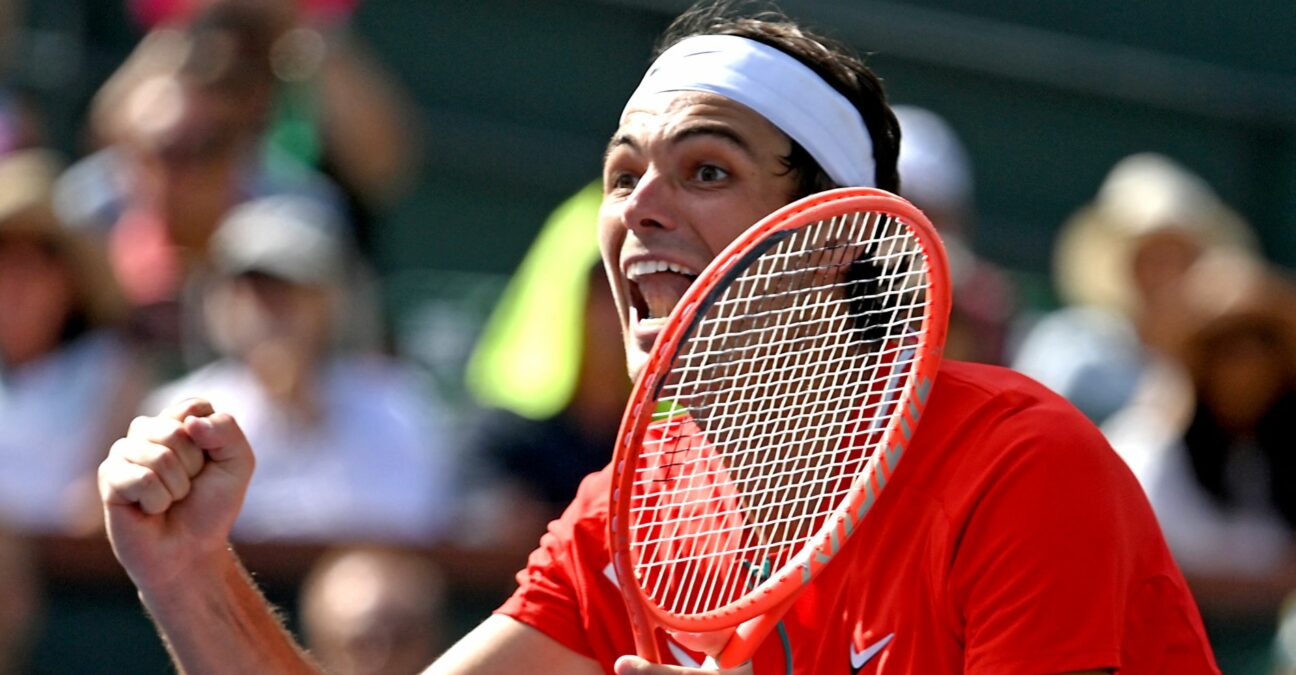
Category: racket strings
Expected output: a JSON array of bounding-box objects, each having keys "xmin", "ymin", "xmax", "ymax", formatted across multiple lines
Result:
[
  {"xmin": 642, "ymin": 212, "xmax": 916, "ymax": 615},
  {"xmin": 658, "ymin": 343, "xmax": 917, "ymax": 423},
  {"xmin": 632, "ymin": 472, "xmax": 869, "ymax": 552},
  {"xmin": 630, "ymin": 211, "xmax": 931, "ymax": 617},
  {"xmin": 631, "ymin": 443, "xmax": 872, "ymax": 522},
  {"xmin": 630, "ymin": 386, "xmax": 901, "ymax": 513}
]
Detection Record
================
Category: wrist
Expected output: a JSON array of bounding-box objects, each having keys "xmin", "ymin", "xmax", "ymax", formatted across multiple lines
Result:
[
  {"xmin": 131, "ymin": 545, "xmax": 320, "ymax": 674},
  {"xmin": 135, "ymin": 543, "xmax": 241, "ymax": 616}
]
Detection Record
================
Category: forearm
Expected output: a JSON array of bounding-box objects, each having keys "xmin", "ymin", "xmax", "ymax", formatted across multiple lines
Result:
[{"xmin": 138, "ymin": 547, "xmax": 320, "ymax": 675}]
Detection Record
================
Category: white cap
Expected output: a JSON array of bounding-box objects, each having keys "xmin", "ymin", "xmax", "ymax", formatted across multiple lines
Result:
[
  {"xmin": 211, "ymin": 195, "xmax": 351, "ymax": 287},
  {"xmin": 894, "ymin": 104, "xmax": 972, "ymax": 218}
]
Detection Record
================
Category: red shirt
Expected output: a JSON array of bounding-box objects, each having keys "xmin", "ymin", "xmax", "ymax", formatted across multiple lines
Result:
[{"xmin": 497, "ymin": 361, "xmax": 1219, "ymax": 674}]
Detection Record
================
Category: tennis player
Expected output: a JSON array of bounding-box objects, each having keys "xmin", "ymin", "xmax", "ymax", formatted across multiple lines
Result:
[{"xmin": 98, "ymin": 5, "xmax": 1219, "ymax": 675}]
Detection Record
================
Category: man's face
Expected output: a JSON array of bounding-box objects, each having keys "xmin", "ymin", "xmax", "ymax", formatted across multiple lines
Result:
[
  {"xmin": 600, "ymin": 91, "xmax": 799, "ymax": 379},
  {"xmin": 205, "ymin": 272, "xmax": 333, "ymax": 361},
  {"xmin": 0, "ymin": 234, "xmax": 74, "ymax": 367}
]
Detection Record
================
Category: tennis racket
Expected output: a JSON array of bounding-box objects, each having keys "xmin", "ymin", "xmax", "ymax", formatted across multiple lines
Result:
[{"xmin": 607, "ymin": 187, "xmax": 950, "ymax": 668}]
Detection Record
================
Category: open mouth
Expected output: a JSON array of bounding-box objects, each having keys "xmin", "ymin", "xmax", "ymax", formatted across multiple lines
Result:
[{"xmin": 626, "ymin": 260, "xmax": 700, "ymax": 327}]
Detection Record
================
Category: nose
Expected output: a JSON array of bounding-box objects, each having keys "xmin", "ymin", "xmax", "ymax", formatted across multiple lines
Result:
[{"xmin": 621, "ymin": 170, "xmax": 676, "ymax": 232}]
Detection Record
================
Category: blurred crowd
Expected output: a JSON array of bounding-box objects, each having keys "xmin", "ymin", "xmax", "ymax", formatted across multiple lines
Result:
[{"xmin": 0, "ymin": 1, "xmax": 1293, "ymax": 674}]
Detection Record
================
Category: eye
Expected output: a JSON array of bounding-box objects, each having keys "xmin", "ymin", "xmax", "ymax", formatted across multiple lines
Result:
[
  {"xmin": 694, "ymin": 164, "xmax": 729, "ymax": 183},
  {"xmin": 613, "ymin": 172, "xmax": 639, "ymax": 190}
]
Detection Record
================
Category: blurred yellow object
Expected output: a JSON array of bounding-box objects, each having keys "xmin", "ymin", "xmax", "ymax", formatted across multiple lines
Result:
[{"xmin": 466, "ymin": 182, "xmax": 604, "ymax": 420}]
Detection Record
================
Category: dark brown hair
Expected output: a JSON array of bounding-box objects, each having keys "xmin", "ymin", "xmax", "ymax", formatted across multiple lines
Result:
[{"xmin": 655, "ymin": 2, "xmax": 901, "ymax": 197}]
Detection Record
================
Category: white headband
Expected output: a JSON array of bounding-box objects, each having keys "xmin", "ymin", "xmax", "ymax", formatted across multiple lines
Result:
[{"xmin": 623, "ymin": 34, "xmax": 876, "ymax": 188}]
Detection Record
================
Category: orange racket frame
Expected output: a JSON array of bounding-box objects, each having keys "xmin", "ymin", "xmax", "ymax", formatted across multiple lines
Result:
[{"xmin": 607, "ymin": 187, "xmax": 951, "ymax": 668}]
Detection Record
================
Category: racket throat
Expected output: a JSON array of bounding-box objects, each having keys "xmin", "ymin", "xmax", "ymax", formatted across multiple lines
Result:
[
  {"xmin": 714, "ymin": 592, "xmax": 800, "ymax": 669},
  {"xmin": 667, "ymin": 627, "xmax": 736, "ymax": 658}
]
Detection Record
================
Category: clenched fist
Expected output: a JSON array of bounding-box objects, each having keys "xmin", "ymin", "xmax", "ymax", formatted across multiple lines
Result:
[{"xmin": 98, "ymin": 398, "xmax": 256, "ymax": 593}]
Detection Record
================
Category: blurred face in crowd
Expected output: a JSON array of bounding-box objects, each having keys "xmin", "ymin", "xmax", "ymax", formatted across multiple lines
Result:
[
  {"xmin": 599, "ymin": 91, "xmax": 799, "ymax": 379},
  {"xmin": 120, "ymin": 75, "xmax": 250, "ymax": 248},
  {"xmin": 205, "ymin": 272, "xmax": 334, "ymax": 390},
  {"xmin": 0, "ymin": 233, "xmax": 74, "ymax": 367},
  {"xmin": 1196, "ymin": 320, "xmax": 1293, "ymax": 433},
  {"xmin": 301, "ymin": 549, "xmax": 445, "ymax": 675},
  {"xmin": 1131, "ymin": 228, "xmax": 1203, "ymax": 308}
]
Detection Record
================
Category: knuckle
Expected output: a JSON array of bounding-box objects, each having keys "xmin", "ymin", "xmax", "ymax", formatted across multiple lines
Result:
[
  {"xmin": 206, "ymin": 412, "xmax": 232, "ymax": 429},
  {"xmin": 100, "ymin": 451, "xmax": 129, "ymax": 474},
  {"xmin": 127, "ymin": 415, "xmax": 153, "ymax": 437},
  {"xmin": 155, "ymin": 420, "xmax": 190, "ymax": 448},
  {"xmin": 180, "ymin": 446, "xmax": 207, "ymax": 476},
  {"xmin": 150, "ymin": 446, "xmax": 180, "ymax": 474},
  {"xmin": 141, "ymin": 490, "xmax": 172, "ymax": 514},
  {"xmin": 133, "ymin": 467, "xmax": 160, "ymax": 492},
  {"xmin": 127, "ymin": 463, "xmax": 161, "ymax": 494},
  {"xmin": 97, "ymin": 456, "xmax": 117, "ymax": 482},
  {"xmin": 175, "ymin": 397, "xmax": 212, "ymax": 418},
  {"xmin": 109, "ymin": 437, "xmax": 133, "ymax": 458}
]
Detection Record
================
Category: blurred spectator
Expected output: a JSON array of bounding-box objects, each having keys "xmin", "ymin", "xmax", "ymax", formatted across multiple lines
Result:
[
  {"xmin": 53, "ymin": 1, "xmax": 344, "ymax": 363},
  {"xmin": 1012, "ymin": 152, "xmax": 1259, "ymax": 423},
  {"xmin": 1014, "ymin": 153, "xmax": 1291, "ymax": 672},
  {"xmin": 0, "ymin": 149, "xmax": 146, "ymax": 534},
  {"xmin": 1103, "ymin": 251, "xmax": 1296, "ymax": 675},
  {"xmin": 0, "ymin": 524, "xmax": 40, "ymax": 675},
  {"xmin": 462, "ymin": 183, "xmax": 630, "ymax": 548},
  {"xmin": 1104, "ymin": 250, "xmax": 1296, "ymax": 589},
  {"xmin": 892, "ymin": 105, "xmax": 1016, "ymax": 364},
  {"xmin": 121, "ymin": 0, "xmax": 422, "ymax": 251},
  {"xmin": 141, "ymin": 195, "xmax": 456, "ymax": 545},
  {"xmin": 299, "ymin": 546, "xmax": 447, "ymax": 675}
]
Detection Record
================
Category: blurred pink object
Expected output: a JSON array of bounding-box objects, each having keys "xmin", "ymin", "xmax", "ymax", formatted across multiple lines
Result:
[{"xmin": 128, "ymin": 0, "xmax": 359, "ymax": 28}]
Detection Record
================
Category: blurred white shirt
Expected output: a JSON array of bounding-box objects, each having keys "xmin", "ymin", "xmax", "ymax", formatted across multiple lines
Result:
[
  {"xmin": 0, "ymin": 332, "xmax": 133, "ymax": 532},
  {"xmin": 1104, "ymin": 358, "xmax": 1291, "ymax": 577},
  {"xmin": 144, "ymin": 355, "xmax": 457, "ymax": 545}
]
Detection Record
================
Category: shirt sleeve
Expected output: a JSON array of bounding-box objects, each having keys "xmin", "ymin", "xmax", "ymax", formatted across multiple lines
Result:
[
  {"xmin": 947, "ymin": 400, "xmax": 1151, "ymax": 675},
  {"xmin": 494, "ymin": 469, "xmax": 611, "ymax": 660}
]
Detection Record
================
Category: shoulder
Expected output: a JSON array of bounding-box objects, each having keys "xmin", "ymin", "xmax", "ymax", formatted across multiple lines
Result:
[
  {"xmin": 524, "ymin": 465, "xmax": 615, "ymax": 575},
  {"xmin": 918, "ymin": 361, "xmax": 1144, "ymax": 513},
  {"xmin": 926, "ymin": 360, "xmax": 1099, "ymax": 438},
  {"xmin": 558, "ymin": 465, "xmax": 614, "ymax": 535},
  {"xmin": 507, "ymin": 464, "xmax": 615, "ymax": 602}
]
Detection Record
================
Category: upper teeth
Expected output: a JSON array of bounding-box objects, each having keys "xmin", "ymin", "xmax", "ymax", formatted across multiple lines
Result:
[{"xmin": 626, "ymin": 260, "xmax": 695, "ymax": 279}]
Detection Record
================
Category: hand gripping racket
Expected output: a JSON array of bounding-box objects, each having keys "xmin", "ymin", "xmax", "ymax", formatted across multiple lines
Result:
[{"xmin": 608, "ymin": 187, "xmax": 950, "ymax": 668}]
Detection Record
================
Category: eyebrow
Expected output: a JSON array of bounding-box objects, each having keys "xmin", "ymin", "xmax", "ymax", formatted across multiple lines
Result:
[
  {"xmin": 675, "ymin": 123, "xmax": 754, "ymax": 155},
  {"xmin": 604, "ymin": 122, "xmax": 756, "ymax": 164},
  {"xmin": 604, "ymin": 133, "xmax": 638, "ymax": 163}
]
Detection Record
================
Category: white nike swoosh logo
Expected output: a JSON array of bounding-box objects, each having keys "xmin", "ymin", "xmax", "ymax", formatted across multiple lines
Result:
[{"xmin": 850, "ymin": 633, "xmax": 894, "ymax": 671}]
